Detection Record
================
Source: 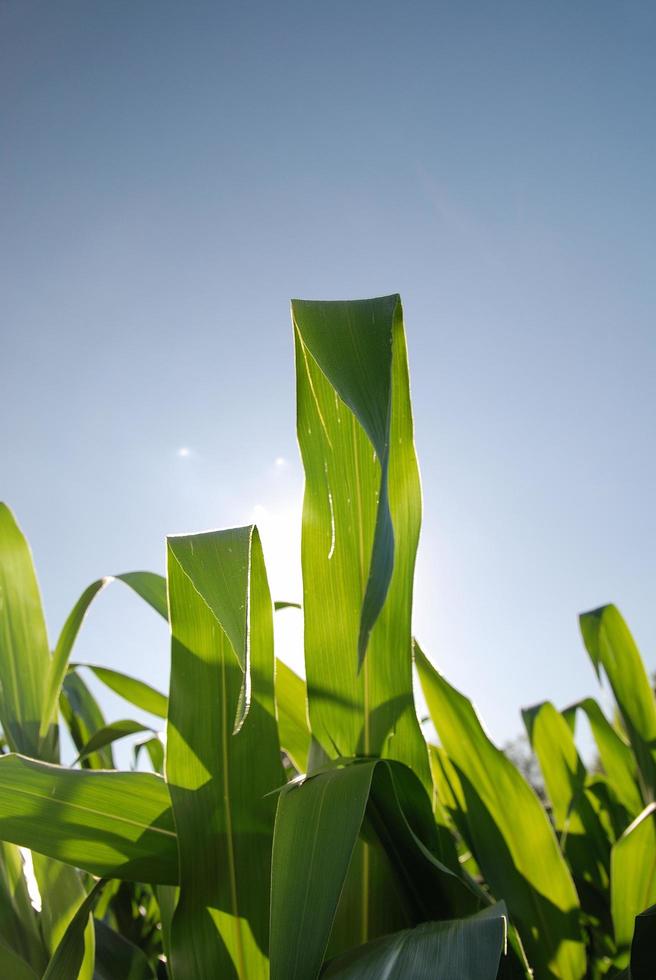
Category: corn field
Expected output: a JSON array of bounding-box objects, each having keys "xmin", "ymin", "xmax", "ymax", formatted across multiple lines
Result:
[{"xmin": 0, "ymin": 296, "xmax": 653, "ymax": 978}]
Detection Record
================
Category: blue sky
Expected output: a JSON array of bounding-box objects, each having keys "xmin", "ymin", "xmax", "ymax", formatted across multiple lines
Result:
[{"xmin": 2, "ymin": 1, "xmax": 655, "ymax": 753}]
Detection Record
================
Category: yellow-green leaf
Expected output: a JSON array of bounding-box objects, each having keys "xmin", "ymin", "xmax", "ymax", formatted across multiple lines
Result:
[{"xmin": 166, "ymin": 525, "xmax": 283, "ymax": 979}]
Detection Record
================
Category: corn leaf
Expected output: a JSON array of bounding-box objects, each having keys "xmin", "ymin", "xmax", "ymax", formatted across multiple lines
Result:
[
  {"xmin": 39, "ymin": 579, "xmax": 106, "ymax": 751},
  {"xmin": 611, "ymin": 805, "xmax": 656, "ymax": 963},
  {"xmin": 33, "ymin": 855, "xmax": 95, "ymax": 980},
  {"xmin": 133, "ymin": 736, "xmax": 165, "ymax": 774},
  {"xmin": 93, "ymin": 918, "xmax": 157, "ymax": 980},
  {"xmin": 74, "ymin": 719, "xmax": 154, "ymax": 764},
  {"xmin": 275, "ymin": 658, "xmax": 310, "ymax": 772},
  {"xmin": 41, "ymin": 571, "xmax": 168, "ymax": 753},
  {"xmin": 61, "ymin": 672, "xmax": 115, "ymax": 770},
  {"xmin": 73, "ymin": 665, "xmax": 168, "ymax": 719},
  {"xmin": 41, "ymin": 878, "xmax": 104, "ymax": 980},
  {"xmin": 270, "ymin": 758, "xmax": 481, "ymax": 980},
  {"xmin": 157, "ymin": 884, "xmax": 178, "ymax": 969},
  {"xmin": 563, "ymin": 698, "xmax": 643, "ymax": 820},
  {"xmin": 522, "ymin": 701, "xmax": 610, "ymax": 896},
  {"xmin": 0, "ymin": 842, "xmax": 46, "ymax": 973},
  {"xmin": 0, "ymin": 754, "xmax": 177, "ymax": 883},
  {"xmin": 0, "ymin": 938, "xmax": 39, "ymax": 980},
  {"xmin": 321, "ymin": 902, "xmax": 508, "ymax": 979},
  {"xmin": 0, "ymin": 503, "xmax": 53, "ymax": 759},
  {"xmin": 166, "ymin": 525, "xmax": 282, "ymax": 979},
  {"xmin": 293, "ymin": 297, "xmax": 429, "ymax": 788},
  {"xmin": 580, "ymin": 605, "xmax": 656, "ymax": 802},
  {"xmin": 416, "ymin": 643, "xmax": 585, "ymax": 979}
]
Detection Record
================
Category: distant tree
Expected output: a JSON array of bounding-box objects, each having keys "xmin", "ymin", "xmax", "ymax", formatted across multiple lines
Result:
[{"xmin": 503, "ymin": 734, "xmax": 546, "ymax": 803}]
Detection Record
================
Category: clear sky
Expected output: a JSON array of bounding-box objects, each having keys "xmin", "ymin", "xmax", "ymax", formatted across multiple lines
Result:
[{"xmin": 2, "ymin": 1, "xmax": 655, "ymax": 754}]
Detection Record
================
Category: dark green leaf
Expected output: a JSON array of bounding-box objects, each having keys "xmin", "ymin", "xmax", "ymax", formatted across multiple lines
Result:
[
  {"xmin": 93, "ymin": 918, "xmax": 157, "ymax": 980},
  {"xmin": 0, "ymin": 937, "xmax": 39, "ymax": 980},
  {"xmin": 322, "ymin": 903, "xmax": 508, "ymax": 979},
  {"xmin": 270, "ymin": 758, "xmax": 481, "ymax": 980}
]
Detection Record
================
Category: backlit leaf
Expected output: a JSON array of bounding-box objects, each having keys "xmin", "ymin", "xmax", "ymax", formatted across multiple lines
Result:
[
  {"xmin": 580, "ymin": 606, "xmax": 656, "ymax": 803},
  {"xmin": 294, "ymin": 297, "xmax": 429, "ymax": 790},
  {"xmin": 166, "ymin": 525, "xmax": 283, "ymax": 978},
  {"xmin": 416, "ymin": 643, "xmax": 585, "ymax": 979},
  {"xmin": 0, "ymin": 754, "xmax": 177, "ymax": 884}
]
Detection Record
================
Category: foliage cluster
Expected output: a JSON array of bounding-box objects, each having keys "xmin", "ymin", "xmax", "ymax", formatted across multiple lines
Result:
[{"xmin": 0, "ymin": 296, "xmax": 654, "ymax": 978}]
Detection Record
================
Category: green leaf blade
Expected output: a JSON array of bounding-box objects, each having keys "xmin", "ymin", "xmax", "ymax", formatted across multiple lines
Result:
[
  {"xmin": 41, "ymin": 879, "xmax": 103, "ymax": 980},
  {"xmin": 580, "ymin": 605, "xmax": 656, "ymax": 802},
  {"xmin": 0, "ymin": 504, "xmax": 52, "ymax": 759},
  {"xmin": 0, "ymin": 754, "xmax": 177, "ymax": 884},
  {"xmin": 522, "ymin": 701, "xmax": 610, "ymax": 899},
  {"xmin": 166, "ymin": 525, "xmax": 282, "ymax": 979},
  {"xmin": 322, "ymin": 903, "xmax": 508, "ymax": 980},
  {"xmin": 416, "ymin": 644, "xmax": 585, "ymax": 979},
  {"xmin": 293, "ymin": 296, "xmax": 429, "ymax": 783},
  {"xmin": 275, "ymin": 658, "xmax": 311, "ymax": 773},
  {"xmin": 270, "ymin": 758, "xmax": 481, "ymax": 980},
  {"xmin": 611, "ymin": 805, "xmax": 656, "ymax": 962}
]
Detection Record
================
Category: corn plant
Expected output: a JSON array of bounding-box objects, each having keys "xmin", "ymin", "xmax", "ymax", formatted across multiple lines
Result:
[{"xmin": 0, "ymin": 295, "xmax": 653, "ymax": 978}]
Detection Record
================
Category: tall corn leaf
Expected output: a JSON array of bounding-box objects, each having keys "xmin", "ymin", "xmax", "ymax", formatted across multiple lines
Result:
[
  {"xmin": 416, "ymin": 644, "xmax": 585, "ymax": 979},
  {"xmin": 611, "ymin": 805, "xmax": 656, "ymax": 963},
  {"xmin": 166, "ymin": 525, "xmax": 282, "ymax": 979},
  {"xmin": 293, "ymin": 297, "xmax": 429, "ymax": 787},
  {"xmin": 270, "ymin": 758, "xmax": 482, "ymax": 980},
  {"xmin": 522, "ymin": 702, "xmax": 610, "ymax": 897},
  {"xmin": 0, "ymin": 754, "xmax": 177, "ymax": 883},
  {"xmin": 563, "ymin": 698, "xmax": 643, "ymax": 820},
  {"xmin": 0, "ymin": 503, "xmax": 53, "ymax": 759},
  {"xmin": 580, "ymin": 605, "xmax": 656, "ymax": 802},
  {"xmin": 321, "ymin": 902, "xmax": 508, "ymax": 979}
]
